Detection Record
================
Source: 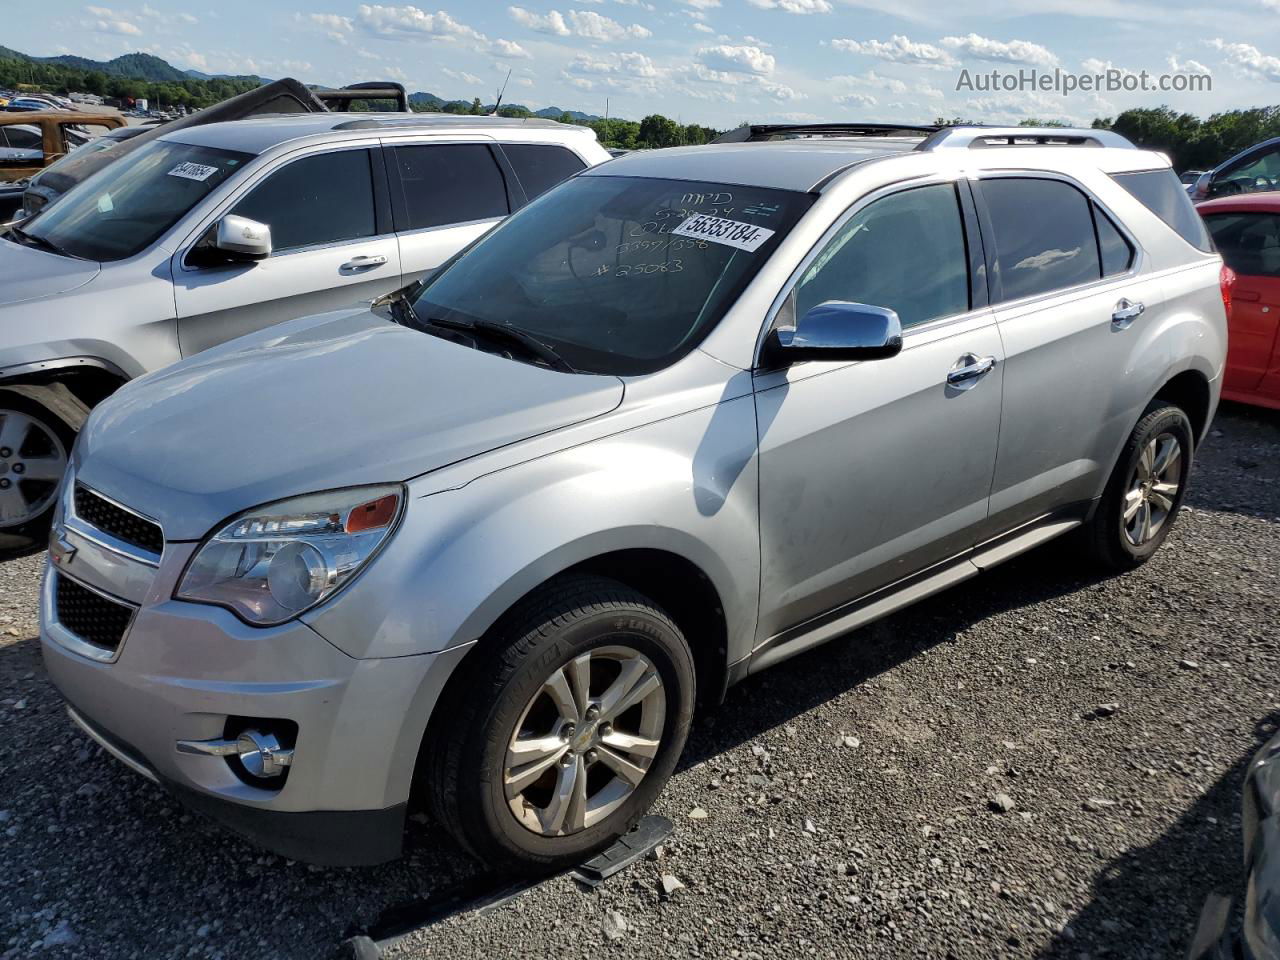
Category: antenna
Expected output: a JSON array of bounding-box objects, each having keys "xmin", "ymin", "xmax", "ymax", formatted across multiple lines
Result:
[{"xmin": 490, "ymin": 69, "xmax": 511, "ymax": 116}]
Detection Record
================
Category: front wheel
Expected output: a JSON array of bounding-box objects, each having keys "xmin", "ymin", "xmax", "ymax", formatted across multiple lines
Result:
[
  {"xmin": 1080, "ymin": 401, "xmax": 1194, "ymax": 572},
  {"xmin": 425, "ymin": 575, "xmax": 695, "ymax": 872}
]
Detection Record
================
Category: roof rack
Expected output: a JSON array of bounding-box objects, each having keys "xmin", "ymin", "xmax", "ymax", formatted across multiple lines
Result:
[
  {"xmin": 331, "ymin": 114, "xmax": 573, "ymax": 132},
  {"xmin": 916, "ymin": 126, "xmax": 1136, "ymax": 151},
  {"xmin": 712, "ymin": 123, "xmax": 940, "ymax": 144},
  {"xmin": 314, "ymin": 81, "xmax": 409, "ymax": 113}
]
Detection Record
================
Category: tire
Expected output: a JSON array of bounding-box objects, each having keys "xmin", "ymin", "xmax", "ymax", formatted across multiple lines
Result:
[
  {"xmin": 0, "ymin": 391, "xmax": 74, "ymax": 562},
  {"xmin": 1079, "ymin": 401, "xmax": 1194, "ymax": 572},
  {"xmin": 425, "ymin": 574, "xmax": 696, "ymax": 872}
]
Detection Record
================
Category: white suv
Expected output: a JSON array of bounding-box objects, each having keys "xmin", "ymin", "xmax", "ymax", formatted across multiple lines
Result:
[{"xmin": 0, "ymin": 113, "xmax": 609, "ymax": 554}]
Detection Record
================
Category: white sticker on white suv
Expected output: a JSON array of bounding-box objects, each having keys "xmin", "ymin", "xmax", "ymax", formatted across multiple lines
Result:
[
  {"xmin": 167, "ymin": 162, "xmax": 219, "ymax": 182},
  {"xmin": 670, "ymin": 214, "xmax": 775, "ymax": 252}
]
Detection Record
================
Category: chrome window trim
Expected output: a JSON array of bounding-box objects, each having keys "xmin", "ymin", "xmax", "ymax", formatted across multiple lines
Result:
[{"xmin": 751, "ymin": 171, "xmax": 986, "ymax": 375}]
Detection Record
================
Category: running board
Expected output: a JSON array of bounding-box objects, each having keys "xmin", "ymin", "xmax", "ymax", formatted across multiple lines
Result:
[{"xmin": 746, "ymin": 511, "xmax": 1084, "ymax": 676}]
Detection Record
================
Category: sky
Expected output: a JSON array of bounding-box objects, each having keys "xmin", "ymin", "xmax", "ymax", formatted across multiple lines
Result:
[{"xmin": 8, "ymin": 1, "xmax": 1280, "ymax": 127}]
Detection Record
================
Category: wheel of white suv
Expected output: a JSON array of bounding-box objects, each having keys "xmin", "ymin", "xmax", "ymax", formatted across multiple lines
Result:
[
  {"xmin": 425, "ymin": 574, "xmax": 695, "ymax": 871},
  {"xmin": 1081, "ymin": 401, "xmax": 1194, "ymax": 571},
  {"xmin": 0, "ymin": 391, "xmax": 73, "ymax": 561}
]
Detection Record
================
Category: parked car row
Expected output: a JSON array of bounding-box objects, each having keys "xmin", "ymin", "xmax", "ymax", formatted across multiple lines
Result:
[{"xmin": 7, "ymin": 116, "xmax": 1231, "ymax": 874}]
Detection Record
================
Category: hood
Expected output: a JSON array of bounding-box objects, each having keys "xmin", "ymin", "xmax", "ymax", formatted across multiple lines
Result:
[
  {"xmin": 75, "ymin": 309, "xmax": 625, "ymax": 540},
  {"xmin": 0, "ymin": 236, "xmax": 99, "ymax": 306}
]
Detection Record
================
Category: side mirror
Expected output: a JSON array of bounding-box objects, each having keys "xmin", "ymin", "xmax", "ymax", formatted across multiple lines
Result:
[
  {"xmin": 214, "ymin": 214, "xmax": 271, "ymax": 261},
  {"xmin": 763, "ymin": 300, "xmax": 903, "ymax": 367}
]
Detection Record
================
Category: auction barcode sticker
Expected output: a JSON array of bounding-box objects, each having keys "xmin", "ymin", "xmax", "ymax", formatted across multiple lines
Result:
[
  {"xmin": 167, "ymin": 162, "xmax": 220, "ymax": 182},
  {"xmin": 670, "ymin": 214, "xmax": 775, "ymax": 252}
]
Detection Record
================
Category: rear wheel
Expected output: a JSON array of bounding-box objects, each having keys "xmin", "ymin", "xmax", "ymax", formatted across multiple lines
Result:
[
  {"xmin": 0, "ymin": 392, "xmax": 72, "ymax": 561},
  {"xmin": 426, "ymin": 574, "xmax": 695, "ymax": 871},
  {"xmin": 1080, "ymin": 401, "xmax": 1194, "ymax": 572}
]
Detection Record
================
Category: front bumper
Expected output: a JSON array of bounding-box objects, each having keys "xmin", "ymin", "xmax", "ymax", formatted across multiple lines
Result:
[{"xmin": 40, "ymin": 549, "xmax": 470, "ymax": 866}]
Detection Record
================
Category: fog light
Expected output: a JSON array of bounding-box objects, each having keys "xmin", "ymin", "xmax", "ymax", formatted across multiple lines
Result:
[{"xmin": 236, "ymin": 730, "xmax": 293, "ymax": 778}]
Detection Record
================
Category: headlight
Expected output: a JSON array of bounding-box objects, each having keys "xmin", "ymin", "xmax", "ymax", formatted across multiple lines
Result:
[{"xmin": 175, "ymin": 485, "xmax": 404, "ymax": 626}]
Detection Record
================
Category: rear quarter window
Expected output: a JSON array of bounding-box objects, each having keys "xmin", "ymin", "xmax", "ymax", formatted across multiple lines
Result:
[
  {"xmin": 503, "ymin": 143, "xmax": 587, "ymax": 201},
  {"xmin": 1110, "ymin": 169, "xmax": 1213, "ymax": 252}
]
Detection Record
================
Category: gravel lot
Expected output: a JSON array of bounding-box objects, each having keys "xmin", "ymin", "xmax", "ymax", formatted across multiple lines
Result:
[{"xmin": 2, "ymin": 402, "xmax": 1278, "ymax": 960}]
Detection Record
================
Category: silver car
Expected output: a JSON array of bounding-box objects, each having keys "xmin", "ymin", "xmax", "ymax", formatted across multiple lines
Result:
[
  {"xmin": 40, "ymin": 124, "xmax": 1228, "ymax": 871},
  {"xmin": 0, "ymin": 113, "xmax": 608, "ymax": 554}
]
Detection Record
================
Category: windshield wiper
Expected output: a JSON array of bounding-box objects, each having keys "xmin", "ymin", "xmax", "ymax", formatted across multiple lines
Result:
[
  {"xmin": 7, "ymin": 224, "xmax": 74, "ymax": 259},
  {"xmin": 421, "ymin": 316, "xmax": 577, "ymax": 374}
]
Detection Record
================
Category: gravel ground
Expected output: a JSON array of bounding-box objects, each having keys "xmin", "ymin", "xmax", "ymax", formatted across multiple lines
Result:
[{"xmin": 2, "ymin": 402, "xmax": 1278, "ymax": 960}]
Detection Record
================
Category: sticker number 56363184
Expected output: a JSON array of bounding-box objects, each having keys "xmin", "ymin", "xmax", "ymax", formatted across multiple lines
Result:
[{"xmin": 670, "ymin": 213, "xmax": 775, "ymax": 252}]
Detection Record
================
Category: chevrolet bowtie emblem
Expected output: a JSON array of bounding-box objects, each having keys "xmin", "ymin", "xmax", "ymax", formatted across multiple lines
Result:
[{"xmin": 50, "ymin": 530, "xmax": 76, "ymax": 566}]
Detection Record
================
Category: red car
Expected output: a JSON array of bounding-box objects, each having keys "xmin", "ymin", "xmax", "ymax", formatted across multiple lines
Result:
[{"xmin": 1199, "ymin": 193, "xmax": 1280, "ymax": 409}]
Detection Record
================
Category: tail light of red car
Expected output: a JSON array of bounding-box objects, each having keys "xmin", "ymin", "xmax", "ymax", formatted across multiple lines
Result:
[{"xmin": 1220, "ymin": 264, "xmax": 1236, "ymax": 321}]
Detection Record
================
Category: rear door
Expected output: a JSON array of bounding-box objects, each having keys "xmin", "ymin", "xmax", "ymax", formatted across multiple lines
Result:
[
  {"xmin": 975, "ymin": 174, "xmax": 1156, "ymax": 536},
  {"xmin": 1201, "ymin": 208, "xmax": 1280, "ymax": 395},
  {"xmin": 173, "ymin": 143, "xmax": 400, "ymax": 356},
  {"xmin": 383, "ymin": 140, "xmax": 512, "ymax": 287}
]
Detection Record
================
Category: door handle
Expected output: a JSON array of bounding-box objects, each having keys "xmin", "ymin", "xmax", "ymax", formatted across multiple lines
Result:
[
  {"xmin": 946, "ymin": 354, "xmax": 996, "ymax": 386},
  {"xmin": 342, "ymin": 254, "xmax": 387, "ymax": 270},
  {"xmin": 1111, "ymin": 298, "xmax": 1145, "ymax": 330}
]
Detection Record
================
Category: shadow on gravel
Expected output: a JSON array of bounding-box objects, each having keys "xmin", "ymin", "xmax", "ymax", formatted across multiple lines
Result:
[
  {"xmin": 1038, "ymin": 710, "xmax": 1280, "ymax": 960},
  {"xmin": 680, "ymin": 540, "xmax": 1110, "ymax": 772}
]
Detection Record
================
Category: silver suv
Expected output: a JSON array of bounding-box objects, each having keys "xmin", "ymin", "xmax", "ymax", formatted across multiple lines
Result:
[
  {"xmin": 0, "ymin": 113, "xmax": 608, "ymax": 554},
  {"xmin": 39, "ymin": 124, "xmax": 1228, "ymax": 871}
]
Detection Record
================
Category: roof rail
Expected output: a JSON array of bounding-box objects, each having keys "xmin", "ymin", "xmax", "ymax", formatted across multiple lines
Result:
[
  {"xmin": 917, "ymin": 126, "xmax": 1136, "ymax": 151},
  {"xmin": 331, "ymin": 114, "xmax": 572, "ymax": 132},
  {"xmin": 712, "ymin": 123, "xmax": 940, "ymax": 144}
]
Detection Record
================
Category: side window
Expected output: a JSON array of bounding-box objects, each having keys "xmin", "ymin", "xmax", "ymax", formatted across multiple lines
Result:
[
  {"xmin": 503, "ymin": 143, "xmax": 586, "ymax": 201},
  {"xmin": 392, "ymin": 144, "xmax": 508, "ymax": 230},
  {"xmin": 1214, "ymin": 147, "xmax": 1280, "ymax": 198},
  {"xmin": 1093, "ymin": 204, "xmax": 1134, "ymax": 277},
  {"xmin": 4, "ymin": 125, "xmax": 43, "ymax": 150},
  {"xmin": 795, "ymin": 183, "xmax": 970, "ymax": 328},
  {"xmin": 981, "ymin": 178, "xmax": 1101, "ymax": 302},
  {"xmin": 230, "ymin": 149, "xmax": 376, "ymax": 253},
  {"xmin": 1111, "ymin": 169, "xmax": 1213, "ymax": 252},
  {"xmin": 1203, "ymin": 213, "xmax": 1280, "ymax": 278}
]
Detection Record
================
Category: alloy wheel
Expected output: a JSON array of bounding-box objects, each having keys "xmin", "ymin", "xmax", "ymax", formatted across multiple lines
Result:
[
  {"xmin": 504, "ymin": 644, "xmax": 666, "ymax": 837},
  {"xmin": 0, "ymin": 409, "xmax": 67, "ymax": 529},
  {"xmin": 1122, "ymin": 431, "xmax": 1182, "ymax": 547}
]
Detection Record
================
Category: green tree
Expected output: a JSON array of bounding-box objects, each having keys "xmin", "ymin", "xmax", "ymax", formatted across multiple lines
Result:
[{"xmin": 638, "ymin": 113, "xmax": 680, "ymax": 149}]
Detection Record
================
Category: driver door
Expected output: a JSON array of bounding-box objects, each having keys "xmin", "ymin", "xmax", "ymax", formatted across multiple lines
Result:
[
  {"xmin": 754, "ymin": 181, "xmax": 1003, "ymax": 644},
  {"xmin": 173, "ymin": 145, "xmax": 400, "ymax": 357}
]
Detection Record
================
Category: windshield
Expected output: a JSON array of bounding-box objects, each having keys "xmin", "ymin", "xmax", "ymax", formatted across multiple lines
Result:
[
  {"xmin": 20, "ymin": 139, "xmax": 251, "ymax": 261},
  {"xmin": 411, "ymin": 175, "xmax": 813, "ymax": 375}
]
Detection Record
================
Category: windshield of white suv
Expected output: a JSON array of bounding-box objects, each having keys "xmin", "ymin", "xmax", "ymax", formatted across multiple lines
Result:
[
  {"xmin": 18, "ymin": 139, "xmax": 251, "ymax": 261},
  {"xmin": 410, "ymin": 175, "xmax": 814, "ymax": 375}
]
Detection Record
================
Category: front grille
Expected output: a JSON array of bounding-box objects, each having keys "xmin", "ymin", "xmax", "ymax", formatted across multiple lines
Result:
[
  {"xmin": 73, "ymin": 485, "xmax": 164, "ymax": 556},
  {"xmin": 54, "ymin": 574, "xmax": 135, "ymax": 653}
]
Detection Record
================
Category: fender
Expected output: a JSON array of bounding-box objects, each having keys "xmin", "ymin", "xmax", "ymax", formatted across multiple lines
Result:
[{"xmin": 304, "ymin": 390, "xmax": 763, "ymax": 669}]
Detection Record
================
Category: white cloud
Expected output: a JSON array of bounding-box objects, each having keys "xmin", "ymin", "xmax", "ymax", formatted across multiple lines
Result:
[
  {"xmin": 682, "ymin": 0, "xmax": 721, "ymax": 8},
  {"xmin": 832, "ymin": 70, "xmax": 907, "ymax": 93},
  {"xmin": 831, "ymin": 35, "xmax": 956, "ymax": 69},
  {"xmin": 834, "ymin": 91, "xmax": 878, "ymax": 106},
  {"xmin": 747, "ymin": 0, "xmax": 832, "ymax": 13},
  {"xmin": 509, "ymin": 6, "xmax": 570, "ymax": 34},
  {"xmin": 568, "ymin": 9, "xmax": 651, "ymax": 40},
  {"xmin": 84, "ymin": 6, "xmax": 142, "ymax": 35},
  {"xmin": 692, "ymin": 21, "xmax": 714, "ymax": 32},
  {"xmin": 756, "ymin": 79, "xmax": 803, "ymax": 99},
  {"xmin": 354, "ymin": 5, "xmax": 485, "ymax": 42},
  {"xmin": 1168, "ymin": 54, "xmax": 1211, "ymax": 74},
  {"xmin": 939, "ymin": 33, "xmax": 1058, "ymax": 67},
  {"xmin": 697, "ymin": 44, "xmax": 776, "ymax": 75},
  {"xmin": 307, "ymin": 12, "xmax": 354, "ymax": 42},
  {"xmin": 489, "ymin": 38, "xmax": 532, "ymax": 58},
  {"xmin": 442, "ymin": 66, "xmax": 485, "ymax": 85},
  {"xmin": 509, "ymin": 5, "xmax": 648, "ymax": 40},
  {"xmin": 1208, "ymin": 39, "xmax": 1279, "ymax": 81}
]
